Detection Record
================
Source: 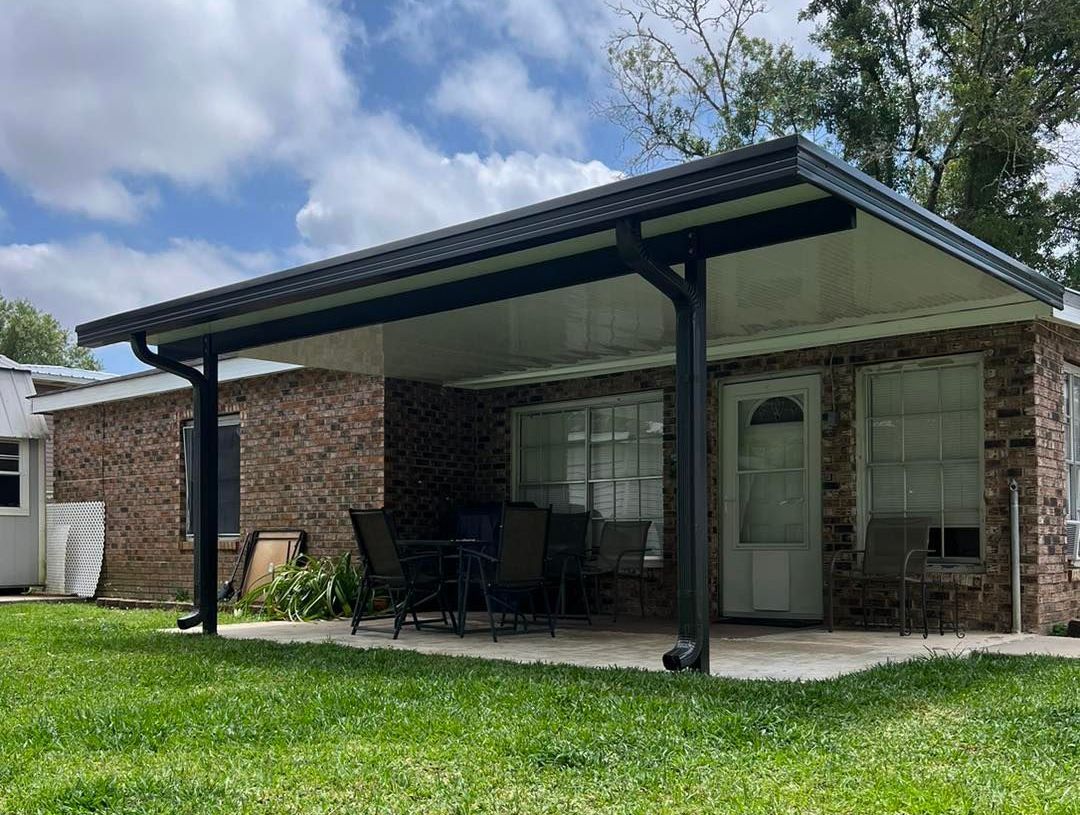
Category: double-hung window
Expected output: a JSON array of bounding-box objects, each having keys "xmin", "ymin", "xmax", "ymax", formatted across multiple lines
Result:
[
  {"xmin": 0, "ymin": 439, "xmax": 29, "ymax": 515},
  {"xmin": 514, "ymin": 393, "xmax": 664, "ymax": 558},
  {"xmin": 182, "ymin": 416, "xmax": 241, "ymax": 537},
  {"xmin": 1064, "ymin": 366, "xmax": 1080, "ymax": 560},
  {"xmin": 861, "ymin": 356, "xmax": 983, "ymax": 562}
]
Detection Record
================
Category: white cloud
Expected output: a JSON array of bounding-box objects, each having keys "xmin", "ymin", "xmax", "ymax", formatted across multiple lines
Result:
[
  {"xmin": 0, "ymin": 236, "xmax": 272, "ymax": 328},
  {"xmin": 0, "ymin": 0, "xmax": 356, "ymax": 220},
  {"xmin": 434, "ymin": 52, "xmax": 584, "ymax": 154},
  {"xmin": 295, "ymin": 115, "xmax": 620, "ymax": 252}
]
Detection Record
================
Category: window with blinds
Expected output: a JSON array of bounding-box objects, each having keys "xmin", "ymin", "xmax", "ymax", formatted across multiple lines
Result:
[
  {"xmin": 862, "ymin": 358, "xmax": 982, "ymax": 562},
  {"xmin": 515, "ymin": 394, "xmax": 664, "ymax": 558}
]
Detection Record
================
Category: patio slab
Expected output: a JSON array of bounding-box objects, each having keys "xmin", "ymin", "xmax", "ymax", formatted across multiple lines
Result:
[{"xmin": 208, "ymin": 617, "xmax": 1075, "ymax": 680}]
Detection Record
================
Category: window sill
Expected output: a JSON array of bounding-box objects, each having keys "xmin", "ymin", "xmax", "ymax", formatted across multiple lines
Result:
[
  {"xmin": 926, "ymin": 562, "xmax": 985, "ymax": 575},
  {"xmin": 643, "ymin": 557, "xmax": 664, "ymax": 569},
  {"xmin": 0, "ymin": 506, "xmax": 30, "ymax": 517},
  {"xmin": 179, "ymin": 536, "xmax": 241, "ymax": 553}
]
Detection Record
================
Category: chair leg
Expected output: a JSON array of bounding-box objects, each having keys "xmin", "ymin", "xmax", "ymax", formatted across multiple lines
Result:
[
  {"xmin": 540, "ymin": 583, "xmax": 555, "ymax": 637},
  {"xmin": 899, "ymin": 578, "xmax": 907, "ymax": 637},
  {"xmin": 920, "ymin": 578, "xmax": 929, "ymax": 639},
  {"xmin": 861, "ymin": 581, "xmax": 869, "ymax": 630},
  {"xmin": 350, "ymin": 579, "xmax": 370, "ymax": 635},
  {"xmin": 458, "ymin": 556, "xmax": 471, "ymax": 638},
  {"xmin": 393, "ymin": 588, "xmax": 413, "ymax": 640},
  {"xmin": 612, "ymin": 573, "xmax": 619, "ymax": 623},
  {"xmin": 827, "ymin": 575, "xmax": 834, "ymax": 633},
  {"xmin": 579, "ymin": 566, "xmax": 592, "ymax": 626},
  {"xmin": 478, "ymin": 561, "xmax": 497, "ymax": 643},
  {"xmin": 639, "ymin": 570, "xmax": 645, "ymax": 618}
]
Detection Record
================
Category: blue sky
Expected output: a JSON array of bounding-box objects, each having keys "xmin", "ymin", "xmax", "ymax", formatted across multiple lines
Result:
[{"xmin": 0, "ymin": 0, "xmax": 811, "ymax": 373}]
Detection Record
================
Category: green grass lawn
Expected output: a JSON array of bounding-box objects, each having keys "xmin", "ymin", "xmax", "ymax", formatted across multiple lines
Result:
[{"xmin": 2, "ymin": 605, "xmax": 1079, "ymax": 815}]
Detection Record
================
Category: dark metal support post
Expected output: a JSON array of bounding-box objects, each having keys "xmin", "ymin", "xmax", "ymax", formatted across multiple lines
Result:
[
  {"xmin": 616, "ymin": 220, "xmax": 710, "ymax": 672},
  {"xmin": 130, "ymin": 332, "xmax": 219, "ymax": 634},
  {"xmin": 194, "ymin": 337, "xmax": 219, "ymax": 634}
]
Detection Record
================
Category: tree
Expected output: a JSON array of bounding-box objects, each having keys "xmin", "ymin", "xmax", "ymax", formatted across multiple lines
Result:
[
  {"xmin": 604, "ymin": 0, "xmax": 1080, "ymax": 282},
  {"xmin": 0, "ymin": 296, "xmax": 100, "ymax": 370}
]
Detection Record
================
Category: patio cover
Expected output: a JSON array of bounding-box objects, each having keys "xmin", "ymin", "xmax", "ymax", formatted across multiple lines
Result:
[{"xmin": 75, "ymin": 136, "xmax": 1064, "ymax": 670}]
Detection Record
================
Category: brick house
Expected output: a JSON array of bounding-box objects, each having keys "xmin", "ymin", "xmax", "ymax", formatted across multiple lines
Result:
[{"xmin": 31, "ymin": 137, "xmax": 1080, "ymax": 668}]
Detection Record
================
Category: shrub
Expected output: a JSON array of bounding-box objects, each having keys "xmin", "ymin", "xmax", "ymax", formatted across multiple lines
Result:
[{"xmin": 237, "ymin": 553, "xmax": 360, "ymax": 621}]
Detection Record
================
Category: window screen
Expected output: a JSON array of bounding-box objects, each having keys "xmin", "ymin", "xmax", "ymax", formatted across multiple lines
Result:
[
  {"xmin": 183, "ymin": 418, "xmax": 241, "ymax": 536},
  {"xmin": 0, "ymin": 440, "xmax": 22, "ymax": 508},
  {"xmin": 864, "ymin": 361, "xmax": 981, "ymax": 561},
  {"xmin": 516, "ymin": 397, "xmax": 664, "ymax": 557}
]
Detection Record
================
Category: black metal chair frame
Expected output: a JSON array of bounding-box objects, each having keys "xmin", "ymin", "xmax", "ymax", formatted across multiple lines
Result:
[
  {"xmin": 582, "ymin": 520, "xmax": 652, "ymax": 623},
  {"xmin": 348, "ymin": 508, "xmax": 456, "ymax": 640},
  {"xmin": 544, "ymin": 510, "xmax": 592, "ymax": 624},
  {"xmin": 458, "ymin": 504, "xmax": 555, "ymax": 642},
  {"xmin": 827, "ymin": 516, "xmax": 933, "ymax": 638}
]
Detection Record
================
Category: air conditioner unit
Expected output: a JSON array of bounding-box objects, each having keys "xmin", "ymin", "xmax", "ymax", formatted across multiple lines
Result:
[{"xmin": 1067, "ymin": 520, "xmax": 1080, "ymax": 562}]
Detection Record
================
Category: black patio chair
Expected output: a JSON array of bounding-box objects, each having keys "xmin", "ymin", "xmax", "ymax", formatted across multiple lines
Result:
[
  {"xmin": 348, "ymin": 508, "xmax": 456, "ymax": 639},
  {"xmin": 581, "ymin": 520, "xmax": 652, "ymax": 622},
  {"xmin": 459, "ymin": 504, "xmax": 553, "ymax": 642},
  {"xmin": 544, "ymin": 510, "xmax": 592, "ymax": 622},
  {"xmin": 827, "ymin": 516, "xmax": 933, "ymax": 637}
]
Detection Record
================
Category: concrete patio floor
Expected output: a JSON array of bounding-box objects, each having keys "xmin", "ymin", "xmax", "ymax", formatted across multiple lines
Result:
[{"xmin": 211, "ymin": 616, "xmax": 1080, "ymax": 680}]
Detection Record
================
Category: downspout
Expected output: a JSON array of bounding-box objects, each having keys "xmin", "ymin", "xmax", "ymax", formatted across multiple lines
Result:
[
  {"xmin": 616, "ymin": 219, "xmax": 710, "ymax": 672},
  {"xmin": 1009, "ymin": 479, "xmax": 1022, "ymax": 633},
  {"xmin": 131, "ymin": 332, "xmax": 219, "ymax": 634}
]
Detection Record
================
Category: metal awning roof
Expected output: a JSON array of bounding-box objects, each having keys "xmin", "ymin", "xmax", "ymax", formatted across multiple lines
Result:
[{"xmin": 77, "ymin": 136, "xmax": 1062, "ymax": 362}]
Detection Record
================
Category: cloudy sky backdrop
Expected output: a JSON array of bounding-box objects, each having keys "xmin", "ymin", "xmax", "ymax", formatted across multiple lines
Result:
[{"xmin": 0, "ymin": 0, "xmax": 812, "ymax": 371}]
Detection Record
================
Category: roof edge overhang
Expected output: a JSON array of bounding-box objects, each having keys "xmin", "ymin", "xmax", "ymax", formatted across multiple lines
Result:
[{"xmin": 76, "ymin": 135, "xmax": 1063, "ymax": 350}]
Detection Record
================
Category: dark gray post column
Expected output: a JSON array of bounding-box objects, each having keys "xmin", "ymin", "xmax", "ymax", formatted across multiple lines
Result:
[
  {"xmin": 669, "ymin": 254, "xmax": 709, "ymax": 672},
  {"xmin": 616, "ymin": 220, "xmax": 710, "ymax": 672},
  {"xmin": 192, "ymin": 336, "xmax": 219, "ymax": 635}
]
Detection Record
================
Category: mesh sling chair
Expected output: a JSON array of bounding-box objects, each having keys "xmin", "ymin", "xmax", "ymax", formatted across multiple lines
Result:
[
  {"xmin": 218, "ymin": 529, "xmax": 308, "ymax": 602},
  {"xmin": 827, "ymin": 516, "xmax": 933, "ymax": 637},
  {"xmin": 544, "ymin": 510, "xmax": 592, "ymax": 622},
  {"xmin": 459, "ymin": 504, "xmax": 554, "ymax": 642},
  {"xmin": 348, "ymin": 509, "xmax": 456, "ymax": 639},
  {"xmin": 581, "ymin": 520, "xmax": 652, "ymax": 622}
]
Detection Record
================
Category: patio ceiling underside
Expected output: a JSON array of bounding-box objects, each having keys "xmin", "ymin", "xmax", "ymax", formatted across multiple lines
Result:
[{"xmin": 241, "ymin": 202, "xmax": 1045, "ymax": 387}]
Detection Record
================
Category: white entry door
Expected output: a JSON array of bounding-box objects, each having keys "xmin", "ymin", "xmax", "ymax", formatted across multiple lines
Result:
[{"xmin": 721, "ymin": 375, "xmax": 822, "ymax": 620}]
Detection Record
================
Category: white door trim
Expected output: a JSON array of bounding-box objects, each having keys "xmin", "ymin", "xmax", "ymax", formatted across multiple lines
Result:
[{"xmin": 719, "ymin": 373, "xmax": 823, "ymax": 619}]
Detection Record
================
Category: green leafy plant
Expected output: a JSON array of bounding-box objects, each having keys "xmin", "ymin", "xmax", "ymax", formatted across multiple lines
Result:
[{"xmin": 237, "ymin": 553, "xmax": 361, "ymax": 621}]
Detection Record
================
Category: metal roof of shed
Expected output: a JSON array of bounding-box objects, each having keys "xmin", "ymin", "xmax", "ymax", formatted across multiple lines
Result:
[{"xmin": 0, "ymin": 356, "xmax": 47, "ymax": 438}]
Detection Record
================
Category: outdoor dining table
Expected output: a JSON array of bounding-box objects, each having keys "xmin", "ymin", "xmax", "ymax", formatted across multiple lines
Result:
[{"xmin": 396, "ymin": 537, "xmax": 487, "ymax": 635}]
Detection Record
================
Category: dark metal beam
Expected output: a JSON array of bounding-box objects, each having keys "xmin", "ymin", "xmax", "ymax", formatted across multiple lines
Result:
[
  {"xmin": 616, "ymin": 222, "xmax": 710, "ymax": 673},
  {"xmin": 130, "ymin": 332, "xmax": 219, "ymax": 635},
  {"xmin": 160, "ymin": 197, "xmax": 855, "ymax": 360}
]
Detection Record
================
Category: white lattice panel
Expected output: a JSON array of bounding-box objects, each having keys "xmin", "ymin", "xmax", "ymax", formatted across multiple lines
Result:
[
  {"xmin": 46, "ymin": 502, "xmax": 105, "ymax": 597},
  {"xmin": 45, "ymin": 523, "xmax": 71, "ymax": 594}
]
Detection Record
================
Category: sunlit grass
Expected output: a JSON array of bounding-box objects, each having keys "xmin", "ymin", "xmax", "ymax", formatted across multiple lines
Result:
[{"xmin": 1, "ymin": 604, "xmax": 1078, "ymax": 814}]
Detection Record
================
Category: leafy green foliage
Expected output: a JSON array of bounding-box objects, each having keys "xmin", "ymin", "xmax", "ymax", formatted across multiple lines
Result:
[
  {"xmin": 0, "ymin": 295, "xmax": 100, "ymax": 369},
  {"xmin": 606, "ymin": 0, "xmax": 1080, "ymax": 282},
  {"xmin": 236, "ymin": 553, "xmax": 360, "ymax": 621},
  {"xmin": 1, "ymin": 604, "xmax": 1079, "ymax": 813}
]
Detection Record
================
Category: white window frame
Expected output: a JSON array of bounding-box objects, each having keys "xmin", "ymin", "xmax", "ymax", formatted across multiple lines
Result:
[
  {"xmin": 856, "ymin": 354, "xmax": 985, "ymax": 565},
  {"xmin": 1063, "ymin": 364, "xmax": 1080, "ymax": 561},
  {"xmin": 0, "ymin": 437, "xmax": 30, "ymax": 517},
  {"xmin": 182, "ymin": 415, "xmax": 241, "ymax": 538},
  {"xmin": 511, "ymin": 391, "xmax": 665, "ymax": 562}
]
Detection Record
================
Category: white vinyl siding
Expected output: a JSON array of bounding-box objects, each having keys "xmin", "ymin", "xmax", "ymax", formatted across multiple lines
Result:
[
  {"xmin": 514, "ymin": 393, "xmax": 664, "ymax": 558},
  {"xmin": 0, "ymin": 438, "xmax": 29, "ymax": 515},
  {"xmin": 860, "ymin": 357, "xmax": 983, "ymax": 562},
  {"xmin": 183, "ymin": 416, "xmax": 241, "ymax": 537}
]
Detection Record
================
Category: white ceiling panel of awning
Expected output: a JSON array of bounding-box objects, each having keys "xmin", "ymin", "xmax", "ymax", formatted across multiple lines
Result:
[{"xmin": 248, "ymin": 209, "xmax": 1047, "ymax": 387}]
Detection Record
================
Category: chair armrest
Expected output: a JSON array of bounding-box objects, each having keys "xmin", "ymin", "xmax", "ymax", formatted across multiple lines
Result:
[
  {"xmin": 903, "ymin": 548, "xmax": 934, "ymax": 577},
  {"xmin": 614, "ymin": 548, "xmax": 649, "ymax": 573},
  {"xmin": 829, "ymin": 548, "xmax": 859, "ymax": 574},
  {"xmin": 459, "ymin": 547, "xmax": 497, "ymax": 562}
]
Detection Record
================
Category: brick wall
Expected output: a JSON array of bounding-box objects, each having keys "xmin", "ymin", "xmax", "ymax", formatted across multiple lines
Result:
[
  {"xmin": 415, "ymin": 321, "xmax": 1068, "ymax": 631},
  {"xmin": 51, "ymin": 368, "xmax": 385, "ymax": 601},
  {"xmin": 47, "ymin": 320, "xmax": 1080, "ymax": 630},
  {"xmin": 1030, "ymin": 322, "xmax": 1080, "ymax": 627}
]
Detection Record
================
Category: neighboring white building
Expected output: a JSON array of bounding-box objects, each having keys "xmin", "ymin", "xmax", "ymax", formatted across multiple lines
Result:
[{"xmin": 0, "ymin": 357, "xmax": 115, "ymax": 588}]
